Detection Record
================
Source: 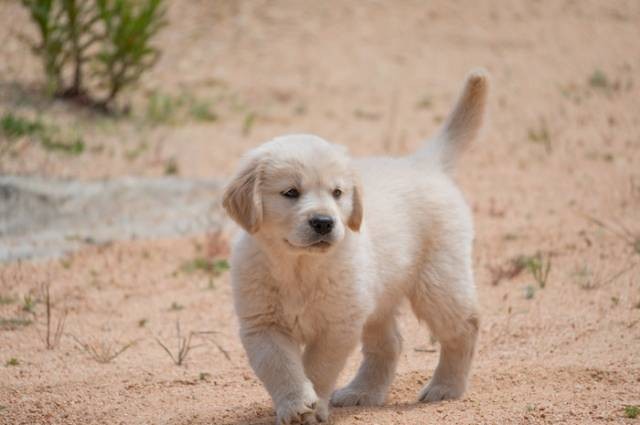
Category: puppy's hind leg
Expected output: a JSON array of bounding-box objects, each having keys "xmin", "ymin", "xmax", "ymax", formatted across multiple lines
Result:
[
  {"xmin": 331, "ymin": 312, "xmax": 402, "ymax": 407},
  {"xmin": 410, "ymin": 257, "xmax": 479, "ymax": 402}
]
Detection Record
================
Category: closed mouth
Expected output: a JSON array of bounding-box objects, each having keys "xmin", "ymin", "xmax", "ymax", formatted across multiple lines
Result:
[
  {"xmin": 285, "ymin": 239, "xmax": 332, "ymax": 250},
  {"xmin": 310, "ymin": 241, "xmax": 331, "ymax": 248}
]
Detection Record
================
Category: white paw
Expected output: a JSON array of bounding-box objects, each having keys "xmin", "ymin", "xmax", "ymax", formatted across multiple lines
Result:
[
  {"xmin": 276, "ymin": 384, "xmax": 322, "ymax": 425},
  {"xmin": 314, "ymin": 398, "xmax": 329, "ymax": 423},
  {"xmin": 418, "ymin": 380, "xmax": 465, "ymax": 403},
  {"xmin": 330, "ymin": 386, "xmax": 386, "ymax": 407}
]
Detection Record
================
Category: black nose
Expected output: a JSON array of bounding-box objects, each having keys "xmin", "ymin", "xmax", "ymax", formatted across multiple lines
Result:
[{"xmin": 309, "ymin": 215, "xmax": 334, "ymax": 235}]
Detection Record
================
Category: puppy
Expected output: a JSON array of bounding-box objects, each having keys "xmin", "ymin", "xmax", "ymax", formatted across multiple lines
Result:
[{"xmin": 223, "ymin": 70, "xmax": 488, "ymax": 424}]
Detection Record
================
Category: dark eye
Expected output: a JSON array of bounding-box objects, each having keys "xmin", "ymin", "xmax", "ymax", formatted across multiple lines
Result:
[
  {"xmin": 282, "ymin": 188, "xmax": 300, "ymax": 199},
  {"xmin": 332, "ymin": 188, "xmax": 342, "ymax": 198}
]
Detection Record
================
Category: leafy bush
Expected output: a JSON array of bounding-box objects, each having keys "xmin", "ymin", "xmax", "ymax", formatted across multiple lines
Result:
[{"xmin": 21, "ymin": 0, "xmax": 166, "ymax": 110}]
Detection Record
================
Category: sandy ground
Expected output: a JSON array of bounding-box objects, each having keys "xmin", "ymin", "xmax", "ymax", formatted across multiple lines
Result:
[{"xmin": 1, "ymin": 0, "xmax": 640, "ymax": 424}]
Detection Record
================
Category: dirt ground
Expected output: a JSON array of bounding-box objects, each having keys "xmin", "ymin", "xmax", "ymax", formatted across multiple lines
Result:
[{"xmin": 1, "ymin": 0, "xmax": 640, "ymax": 424}]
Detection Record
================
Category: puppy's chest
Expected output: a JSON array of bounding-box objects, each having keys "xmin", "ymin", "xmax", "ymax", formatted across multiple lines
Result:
[{"xmin": 277, "ymin": 277, "xmax": 355, "ymax": 343}]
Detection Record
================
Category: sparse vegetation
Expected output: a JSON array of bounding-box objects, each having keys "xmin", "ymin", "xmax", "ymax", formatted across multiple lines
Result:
[
  {"xmin": 22, "ymin": 294, "xmax": 36, "ymax": 313},
  {"xmin": 189, "ymin": 100, "xmax": 218, "ymax": 122},
  {"xmin": 40, "ymin": 133, "xmax": 85, "ymax": 154},
  {"xmin": 146, "ymin": 91, "xmax": 178, "ymax": 123},
  {"xmin": 164, "ymin": 158, "xmax": 179, "ymax": 175},
  {"xmin": 5, "ymin": 357, "xmax": 19, "ymax": 366},
  {"xmin": 0, "ymin": 318, "xmax": 33, "ymax": 330},
  {"xmin": 521, "ymin": 253, "xmax": 552, "ymax": 289},
  {"xmin": 180, "ymin": 258, "xmax": 229, "ymax": 277},
  {"xmin": 0, "ymin": 112, "xmax": 85, "ymax": 155},
  {"xmin": 155, "ymin": 321, "xmax": 229, "ymax": 366},
  {"xmin": 40, "ymin": 282, "xmax": 67, "ymax": 350},
  {"xmin": 489, "ymin": 252, "xmax": 551, "ymax": 288},
  {"xmin": 71, "ymin": 335, "xmax": 136, "ymax": 363},
  {"xmin": 146, "ymin": 91, "xmax": 219, "ymax": 124},
  {"xmin": 155, "ymin": 320, "xmax": 201, "ymax": 366},
  {"xmin": 242, "ymin": 112, "xmax": 256, "ymax": 137},
  {"xmin": 138, "ymin": 318, "xmax": 147, "ymax": 327},
  {"xmin": 527, "ymin": 121, "xmax": 551, "ymax": 154},
  {"xmin": 589, "ymin": 69, "xmax": 609, "ymax": 89},
  {"xmin": 1, "ymin": 113, "xmax": 45, "ymax": 138},
  {"xmin": 625, "ymin": 405, "xmax": 640, "ymax": 419},
  {"xmin": 124, "ymin": 141, "xmax": 148, "ymax": 161}
]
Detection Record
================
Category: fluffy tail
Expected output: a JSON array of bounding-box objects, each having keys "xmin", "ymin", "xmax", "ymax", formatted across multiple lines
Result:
[{"xmin": 415, "ymin": 69, "xmax": 489, "ymax": 172}]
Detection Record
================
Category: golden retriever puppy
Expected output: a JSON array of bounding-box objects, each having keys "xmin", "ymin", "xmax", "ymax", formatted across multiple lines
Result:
[{"xmin": 223, "ymin": 70, "xmax": 488, "ymax": 424}]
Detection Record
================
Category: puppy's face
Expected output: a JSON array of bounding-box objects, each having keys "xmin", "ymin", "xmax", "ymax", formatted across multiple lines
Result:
[{"xmin": 223, "ymin": 135, "xmax": 362, "ymax": 254}]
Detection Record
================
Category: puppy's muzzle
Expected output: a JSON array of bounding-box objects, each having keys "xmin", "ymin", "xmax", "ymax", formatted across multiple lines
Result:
[{"xmin": 309, "ymin": 215, "xmax": 334, "ymax": 235}]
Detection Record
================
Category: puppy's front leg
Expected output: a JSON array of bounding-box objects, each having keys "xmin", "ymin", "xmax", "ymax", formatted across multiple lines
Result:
[
  {"xmin": 303, "ymin": 332, "xmax": 358, "ymax": 422},
  {"xmin": 241, "ymin": 328, "xmax": 319, "ymax": 425}
]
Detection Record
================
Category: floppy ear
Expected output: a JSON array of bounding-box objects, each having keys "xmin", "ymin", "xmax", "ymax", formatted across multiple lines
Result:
[
  {"xmin": 347, "ymin": 178, "xmax": 363, "ymax": 232},
  {"xmin": 222, "ymin": 157, "xmax": 263, "ymax": 234}
]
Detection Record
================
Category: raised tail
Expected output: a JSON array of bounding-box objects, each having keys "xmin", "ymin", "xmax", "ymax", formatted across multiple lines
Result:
[{"xmin": 414, "ymin": 69, "xmax": 489, "ymax": 172}]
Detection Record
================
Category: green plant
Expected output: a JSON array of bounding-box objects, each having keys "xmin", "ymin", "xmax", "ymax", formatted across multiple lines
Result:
[
  {"xmin": 124, "ymin": 141, "xmax": 148, "ymax": 160},
  {"xmin": 94, "ymin": 0, "xmax": 166, "ymax": 105},
  {"xmin": 20, "ymin": 0, "xmax": 167, "ymax": 109},
  {"xmin": 0, "ymin": 318, "xmax": 33, "ymax": 330},
  {"xmin": 527, "ymin": 122, "xmax": 551, "ymax": 154},
  {"xmin": 589, "ymin": 69, "xmax": 609, "ymax": 89},
  {"xmin": 242, "ymin": 112, "xmax": 256, "ymax": 137},
  {"xmin": 5, "ymin": 357, "xmax": 19, "ymax": 366},
  {"xmin": 0, "ymin": 112, "xmax": 85, "ymax": 155},
  {"xmin": 41, "ymin": 133, "xmax": 85, "ymax": 154},
  {"xmin": 146, "ymin": 91, "xmax": 177, "ymax": 123},
  {"xmin": 164, "ymin": 158, "xmax": 179, "ymax": 175},
  {"xmin": 189, "ymin": 100, "xmax": 217, "ymax": 122},
  {"xmin": 181, "ymin": 258, "xmax": 229, "ymax": 277},
  {"xmin": 21, "ymin": 0, "xmax": 69, "ymax": 93},
  {"xmin": 22, "ymin": 294, "xmax": 36, "ymax": 313},
  {"xmin": 625, "ymin": 405, "xmax": 639, "ymax": 419},
  {"xmin": 514, "ymin": 253, "xmax": 552, "ymax": 288},
  {"xmin": 1, "ymin": 113, "xmax": 45, "ymax": 138}
]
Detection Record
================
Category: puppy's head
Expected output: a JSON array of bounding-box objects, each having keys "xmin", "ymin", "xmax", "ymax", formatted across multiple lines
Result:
[{"xmin": 223, "ymin": 134, "xmax": 362, "ymax": 254}]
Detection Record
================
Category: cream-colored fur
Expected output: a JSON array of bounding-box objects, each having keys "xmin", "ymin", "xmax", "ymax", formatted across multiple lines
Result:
[{"xmin": 223, "ymin": 70, "xmax": 489, "ymax": 425}]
